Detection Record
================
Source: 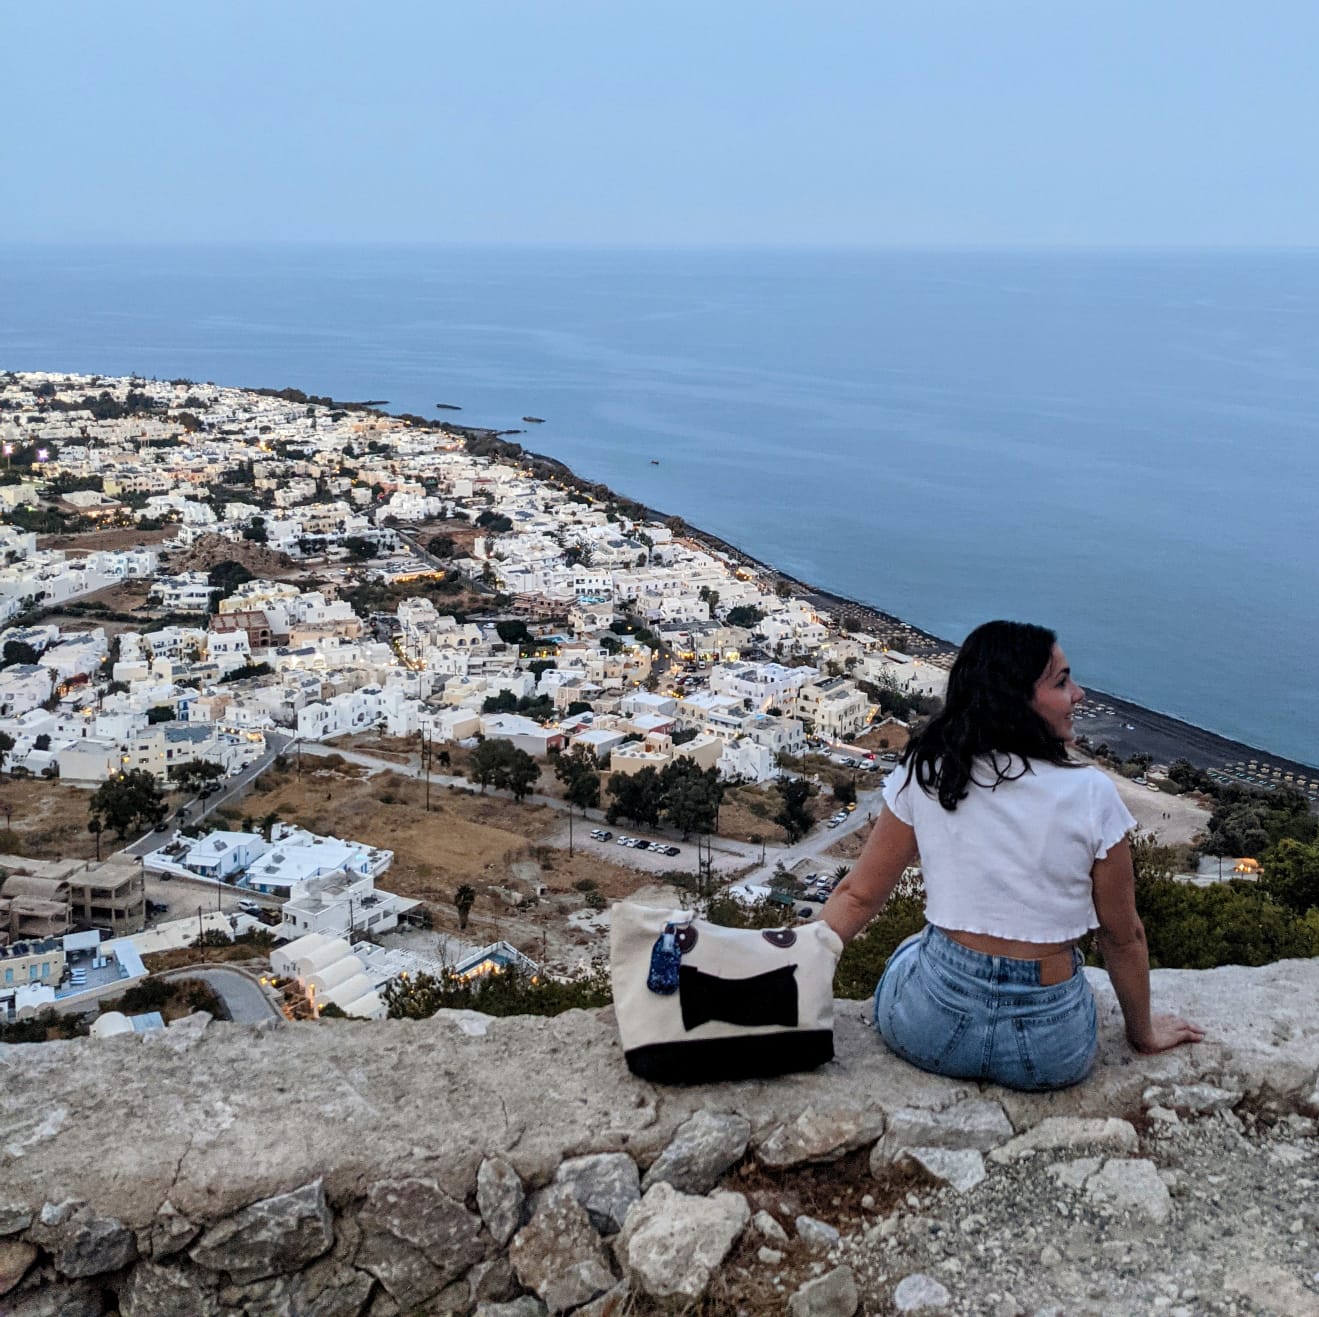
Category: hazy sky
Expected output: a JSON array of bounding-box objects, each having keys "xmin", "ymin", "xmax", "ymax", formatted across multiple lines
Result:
[{"xmin": 7, "ymin": 1, "xmax": 1318, "ymax": 248}]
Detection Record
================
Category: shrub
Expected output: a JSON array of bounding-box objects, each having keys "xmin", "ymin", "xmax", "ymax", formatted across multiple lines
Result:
[{"xmin": 385, "ymin": 963, "xmax": 611, "ymax": 1019}]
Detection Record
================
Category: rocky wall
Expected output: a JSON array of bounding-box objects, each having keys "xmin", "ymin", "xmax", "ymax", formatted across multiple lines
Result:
[{"xmin": 1, "ymin": 959, "xmax": 1317, "ymax": 1316}]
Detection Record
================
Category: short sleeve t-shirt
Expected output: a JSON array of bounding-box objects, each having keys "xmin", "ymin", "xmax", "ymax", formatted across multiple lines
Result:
[{"xmin": 882, "ymin": 756, "xmax": 1137, "ymax": 941}]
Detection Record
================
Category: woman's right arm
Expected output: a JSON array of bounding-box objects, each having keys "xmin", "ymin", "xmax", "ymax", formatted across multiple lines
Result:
[
  {"xmin": 1092, "ymin": 839, "xmax": 1205, "ymax": 1053},
  {"xmin": 821, "ymin": 805, "xmax": 919, "ymax": 943}
]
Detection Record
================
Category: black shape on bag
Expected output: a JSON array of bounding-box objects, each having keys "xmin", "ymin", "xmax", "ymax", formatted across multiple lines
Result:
[
  {"xmin": 678, "ymin": 963, "xmax": 799, "ymax": 1032},
  {"xmin": 623, "ymin": 1031, "xmax": 834, "ymax": 1084}
]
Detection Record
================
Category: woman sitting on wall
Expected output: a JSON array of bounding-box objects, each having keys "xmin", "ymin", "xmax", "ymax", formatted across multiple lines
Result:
[{"xmin": 821, "ymin": 620, "xmax": 1204, "ymax": 1091}]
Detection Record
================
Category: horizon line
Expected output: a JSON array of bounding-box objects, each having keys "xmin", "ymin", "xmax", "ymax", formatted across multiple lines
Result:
[{"xmin": 5, "ymin": 238, "xmax": 1319, "ymax": 257}]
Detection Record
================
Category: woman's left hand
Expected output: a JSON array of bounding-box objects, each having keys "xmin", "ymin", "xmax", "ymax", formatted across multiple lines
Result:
[{"xmin": 1129, "ymin": 1013, "xmax": 1205, "ymax": 1053}]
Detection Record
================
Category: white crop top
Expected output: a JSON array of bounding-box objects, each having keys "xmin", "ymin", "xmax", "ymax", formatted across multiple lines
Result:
[{"xmin": 882, "ymin": 755, "xmax": 1137, "ymax": 942}]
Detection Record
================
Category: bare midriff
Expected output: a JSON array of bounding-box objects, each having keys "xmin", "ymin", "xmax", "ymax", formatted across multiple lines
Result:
[{"xmin": 937, "ymin": 927, "xmax": 1076, "ymax": 960}]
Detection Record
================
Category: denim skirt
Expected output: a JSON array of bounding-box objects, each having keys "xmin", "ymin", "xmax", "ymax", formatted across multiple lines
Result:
[{"xmin": 873, "ymin": 925, "xmax": 1097, "ymax": 1091}]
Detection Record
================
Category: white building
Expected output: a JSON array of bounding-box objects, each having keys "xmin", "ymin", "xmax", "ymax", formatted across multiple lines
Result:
[{"xmin": 279, "ymin": 869, "xmax": 420, "ymax": 943}]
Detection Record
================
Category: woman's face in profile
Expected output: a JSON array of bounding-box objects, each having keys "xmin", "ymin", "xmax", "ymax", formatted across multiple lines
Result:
[{"xmin": 1030, "ymin": 643, "xmax": 1084, "ymax": 743}]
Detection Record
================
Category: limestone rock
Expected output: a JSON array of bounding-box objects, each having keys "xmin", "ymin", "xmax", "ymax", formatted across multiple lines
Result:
[
  {"xmin": 0, "ymin": 1239, "xmax": 37, "ymax": 1295},
  {"xmin": 468, "ymin": 1256, "xmax": 517, "ymax": 1305},
  {"xmin": 38, "ymin": 1200, "xmax": 84, "ymax": 1230},
  {"xmin": 509, "ymin": 1185, "xmax": 614, "ymax": 1314},
  {"xmin": 873, "ymin": 1100, "xmax": 1013, "ymax": 1166},
  {"xmin": 572, "ymin": 1280, "xmax": 631, "ymax": 1316},
  {"xmin": 752, "ymin": 1209, "xmax": 789, "ymax": 1243},
  {"xmin": 796, "ymin": 1214, "xmax": 842, "ymax": 1254},
  {"xmin": 641, "ymin": 1110, "xmax": 750, "ymax": 1194},
  {"xmin": 147, "ymin": 1011, "xmax": 212, "ymax": 1053},
  {"xmin": 1045, "ymin": 1157, "xmax": 1102, "ymax": 1191},
  {"xmin": 893, "ymin": 1271, "xmax": 952, "ymax": 1312},
  {"xmin": 550, "ymin": 1152, "xmax": 640, "ymax": 1236},
  {"xmin": 143, "ymin": 1201, "xmax": 199, "ymax": 1261},
  {"xmin": 354, "ymin": 1176, "xmax": 487, "ymax": 1310},
  {"xmin": 790, "ymin": 1265, "xmax": 860, "ymax": 1317},
  {"xmin": 4, "ymin": 1278, "xmax": 107, "ymax": 1317},
  {"xmin": 757, "ymin": 1106, "xmax": 884, "ymax": 1168},
  {"xmin": 1083, "ymin": 1158, "xmax": 1172, "ymax": 1223},
  {"xmin": 614, "ymin": 1182, "xmax": 749, "ymax": 1301},
  {"xmin": 119, "ymin": 1260, "xmax": 219, "ymax": 1317},
  {"xmin": 0, "ymin": 1205, "xmax": 33, "ymax": 1237},
  {"xmin": 897, "ymin": 1147, "xmax": 987, "ymax": 1194},
  {"xmin": 190, "ymin": 1180, "xmax": 332, "ymax": 1284},
  {"xmin": 291, "ymin": 1252, "xmax": 378, "ymax": 1317},
  {"xmin": 988, "ymin": 1117, "xmax": 1137, "ymax": 1163},
  {"xmin": 474, "ymin": 1299, "xmax": 548, "ymax": 1317},
  {"xmin": 477, "ymin": 1156, "xmax": 525, "ymax": 1247},
  {"xmin": 1143, "ymin": 1082, "xmax": 1242, "ymax": 1115},
  {"xmin": 54, "ymin": 1214, "xmax": 137, "ymax": 1278}
]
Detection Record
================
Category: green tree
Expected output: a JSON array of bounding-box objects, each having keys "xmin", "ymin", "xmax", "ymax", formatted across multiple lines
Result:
[
  {"xmin": 774, "ymin": 777, "xmax": 814, "ymax": 841},
  {"xmin": 89, "ymin": 768, "xmax": 166, "ymax": 839},
  {"xmin": 833, "ymin": 778, "xmax": 857, "ymax": 807},
  {"xmin": 454, "ymin": 883, "xmax": 476, "ymax": 931},
  {"xmin": 2, "ymin": 640, "xmax": 40, "ymax": 667},
  {"xmin": 384, "ymin": 963, "xmax": 610, "ymax": 1019},
  {"xmin": 1261, "ymin": 838, "xmax": 1319, "ymax": 916},
  {"xmin": 495, "ymin": 619, "xmax": 532, "ymax": 645},
  {"xmin": 554, "ymin": 746, "xmax": 601, "ymax": 813},
  {"xmin": 834, "ymin": 871, "xmax": 928, "ymax": 997},
  {"xmin": 242, "ymin": 516, "xmax": 267, "ymax": 544},
  {"xmin": 172, "ymin": 758, "xmax": 226, "ymax": 794},
  {"xmin": 207, "ymin": 560, "xmax": 253, "ymax": 598},
  {"xmin": 504, "ymin": 747, "xmax": 540, "ymax": 801},
  {"xmin": 343, "ymin": 535, "xmax": 375, "ymax": 561},
  {"xmin": 427, "ymin": 534, "xmax": 456, "ymax": 558},
  {"xmin": 725, "ymin": 605, "xmax": 764, "ymax": 629},
  {"xmin": 465, "ymin": 738, "xmax": 540, "ymax": 800},
  {"xmin": 659, "ymin": 758, "xmax": 724, "ymax": 839},
  {"xmin": 606, "ymin": 766, "xmax": 663, "ymax": 829}
]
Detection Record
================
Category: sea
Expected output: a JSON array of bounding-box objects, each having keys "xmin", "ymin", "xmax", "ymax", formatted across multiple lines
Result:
[{"xmin": 1, "ymin": 244, "xmax": 1316, "ymax": 768}]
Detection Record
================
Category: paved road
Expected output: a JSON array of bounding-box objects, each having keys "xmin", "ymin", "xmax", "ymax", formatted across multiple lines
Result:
[
  {"xmin": 121, "ymin": 730, "xmax": 295, "ymax": 859},
  {"xmin": 161, "ymin": 965, "xmax": 281, "ymax": 1025}
]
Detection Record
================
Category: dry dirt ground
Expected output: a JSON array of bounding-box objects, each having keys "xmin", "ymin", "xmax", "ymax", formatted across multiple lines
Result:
[
  {"xmin": 37, "ymin": 525, "xmax": 175, "ymax": 553},
  {"xmin": 852, "ymin": 721, "xmax": 912, "ymax": 754},
  {"xmin": 0, "ymin": 777, "xmax": 190, "ymax": 862},
  {"xmin": 226, "ymin": 761, "xmax": 674, "ymax": 965}
]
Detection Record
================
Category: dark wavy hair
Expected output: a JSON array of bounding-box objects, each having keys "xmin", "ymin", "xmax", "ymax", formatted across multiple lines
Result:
[{"xmin": 900, "ymin": 620, "xmax": 1077, "ymax": 811}]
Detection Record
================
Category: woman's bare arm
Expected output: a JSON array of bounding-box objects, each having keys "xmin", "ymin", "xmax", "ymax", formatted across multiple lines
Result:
[
  {"xmin": 1092, "ymin": 838, "xmax": 1205, "ymax": 1053},
  {"xmin": 821, "ymin": 805, "xmax": 919, "ymax": 943}
]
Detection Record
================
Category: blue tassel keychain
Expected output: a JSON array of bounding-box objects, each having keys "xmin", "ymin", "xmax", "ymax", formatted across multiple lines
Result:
[{"xmin": 646, "ymin": 922, "xmax": 682, "ymax": 995}]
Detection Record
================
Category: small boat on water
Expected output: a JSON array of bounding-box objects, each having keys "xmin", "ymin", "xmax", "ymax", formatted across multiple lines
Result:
[
  {"xmin": 522, "ymin": 415, "xmax": 546, "ymax": 423},
  {"xmin": 650, "ymin": 459, "xmax": 660, "ymax": 465}
]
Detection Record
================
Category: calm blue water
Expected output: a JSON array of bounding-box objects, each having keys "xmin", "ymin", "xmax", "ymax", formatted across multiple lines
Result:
[{"xmin": 2, "ymin": 245, "xmax": 1316, "ymax": 766}]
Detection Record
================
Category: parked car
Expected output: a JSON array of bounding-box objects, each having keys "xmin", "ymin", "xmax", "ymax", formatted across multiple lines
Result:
[
  {"xmin": 238, "ymin": 899, "xmax": 262, "ymax": 915},
  {"xmin": 634, "ymin": 839, "xmax": 650, "ymax": 850},
  {"xmin": 664, "ymin": 845, "xmax": 681, "ymax": 857}
]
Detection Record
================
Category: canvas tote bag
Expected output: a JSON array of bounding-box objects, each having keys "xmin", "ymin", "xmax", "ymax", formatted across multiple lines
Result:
[{"xmin": 610, "ymin": 901, "xmax": 843, "ymax": 1083}]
